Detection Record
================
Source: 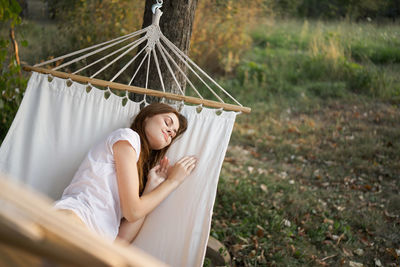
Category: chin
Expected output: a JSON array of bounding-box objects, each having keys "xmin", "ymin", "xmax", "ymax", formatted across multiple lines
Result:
[
  {"xmin": 158, "ymin": 143, "xmax": 169, "ymax": 150},
  {"xmin": 150, "ymin": 140, "xmax": 167, "ymax": 150}
]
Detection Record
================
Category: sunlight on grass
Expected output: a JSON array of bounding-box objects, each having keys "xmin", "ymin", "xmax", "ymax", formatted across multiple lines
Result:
[
  {"xmin": 215, "ymin": 97, "xmax": 400, "ymax": 265},
  {"xmin": 232, "ymin": 19, "xmax": 400, "ymax": 103}
]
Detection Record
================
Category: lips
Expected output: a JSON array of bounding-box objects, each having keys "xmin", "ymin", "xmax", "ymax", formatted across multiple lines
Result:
[{"xmin": 162, "ymin": 131, "xmax": 169, "ymax": 142}]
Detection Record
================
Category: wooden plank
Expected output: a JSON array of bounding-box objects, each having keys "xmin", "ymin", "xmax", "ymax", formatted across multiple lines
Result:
[
  {"xmin": 23, "ymin": 65, "xmax": 252, "ymax": 114},
  {"xmin": 0, "ymin": 243, "xmax": 42, "ymax": 267},
  {"xmin": 0, "ymin": 175, "xmax": 168, "ymax": 267}
]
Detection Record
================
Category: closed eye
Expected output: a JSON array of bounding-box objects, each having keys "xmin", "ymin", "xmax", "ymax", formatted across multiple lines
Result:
[{"xmin": 166, "ymin": 116, "xmax": 177, "ymax": 137}]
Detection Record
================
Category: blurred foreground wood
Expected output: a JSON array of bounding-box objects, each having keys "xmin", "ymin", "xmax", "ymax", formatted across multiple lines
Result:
[{"xmin": 0, "ymin": 173, "xmax": 167, "ymax": 267}]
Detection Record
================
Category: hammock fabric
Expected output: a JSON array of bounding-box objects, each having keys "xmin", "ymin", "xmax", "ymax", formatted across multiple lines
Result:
[{"xmin": 0, "ymin": 72, "xmax": 236, "ymax": 266}]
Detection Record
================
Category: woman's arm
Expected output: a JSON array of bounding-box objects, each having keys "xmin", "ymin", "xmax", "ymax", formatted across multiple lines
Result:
[
  {"xmin": 117, "ymin": 217, "xmax": 145, "ymax": 243},
  {"xmin": 113, "ymin": 140, "xmax": 196, "ymax": 222},
  {"xmin": 116, "ymin": 161, "xmax": 169, "ymax": 243}
]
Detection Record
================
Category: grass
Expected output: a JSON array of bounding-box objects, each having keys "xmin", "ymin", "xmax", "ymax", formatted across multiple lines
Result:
[
  {"xmin": 231, "ymin": 20, "xmax": 400, "ymax": 102},
  {"xmin": 212, "ymin": 96, "xmax": 400, "ymax": 266},
  {"xmin": 209, "ymin": 20, "xmax": 400, "ymax": 266}
]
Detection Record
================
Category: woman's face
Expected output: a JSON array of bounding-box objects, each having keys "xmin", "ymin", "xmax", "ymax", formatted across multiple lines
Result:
[{"xmin": 144, "ymin": 112, "xmax": 180, "ymax": 150}]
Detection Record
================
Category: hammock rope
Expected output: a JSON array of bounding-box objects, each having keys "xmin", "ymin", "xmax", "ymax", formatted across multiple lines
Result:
[
  {"xmin": 34, "ymin": 28, "xmax": 149, "ymax": 68},
  {"xmin": 26, "ymin": 2, "xmax": 250, "ymax": 114}
]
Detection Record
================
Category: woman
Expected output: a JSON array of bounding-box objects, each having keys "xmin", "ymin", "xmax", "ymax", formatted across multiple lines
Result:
[{"xmin": 54, "ymin": 103, "xmax": 197, "ymax": 243}]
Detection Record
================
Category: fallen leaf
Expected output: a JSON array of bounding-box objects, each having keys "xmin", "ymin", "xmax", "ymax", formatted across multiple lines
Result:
[
  {"xmin": 246, "ymin": 129, "xmax": 255, "ymax": 135},
  {"xmin": 321, "ymin": 254, "xmax": 337, "ymax": 261},
  {"xmin": 265, "ymin": 134, "xmax": 276, "ymax": 141},
  {"xmin": 270, "ymin": 118, "xmax": 280, "ymax": 126},
  {"xmin": 249, "ymin": 250, "xmax": 256, "ymax": 257},
  {"xmin": 323, "ymin": 218, "xmax": 334, "ymax": 224},
  {"xmin": 260, "ymin": 184, "xmax": 268, "ymax": 193},
  {"xmin": 257, "ymin": 250, "xmax": 266, "ymax": 263},
  {"xmin": 256, "ymin": 228, "xmax": 264, "ymax": 238},
  {"xmin": 354, "ymin": 248, "xmax": 364, "ymax": 256},
  {"xmin": 336, "ymin": 233, "xmax": 345, "ymax": 245},
  {"xmin": 364, "ymin": 184, "xmax": 372, "ymax": 191},
  {"xmin": 336, "ymin": 205, "xmax": 346, "ymax": 211},
  {"xmin": 315, "ymin": 259, "xmax": 328, "ymax": 266},
  {"xmin": 283, "ymin": 219, "xmax": 291, "ymax": 227},
  {"xmin": 331, "ymin": 234, "xmax": 339, "ymax": 241},
  {"xmin": 343, "ymin": 247, "xmax": 353, "ymax": 256},
  {"xmin": 386, "ymin": 248, "xmax": 399, "ymax": 260},
  {"xmin": 374, "ymin": 258, "xmax": 382, "ymax": 267},
  {"xmin": 290, "ymin": 244, "xmax": 296, "ymax": 254},
  {"xmin": 297, "ymin": 227, "xmax": 306, "ymax": 236},
  {"xmin": 288, "ymin": 125, "xmax": 301, "ymax": 134},
  {"xmin": 298, "ymin": 138, "xmax": 307, "ymax": 144},
  {"xmin": 349, "ymin": 261, "xmax": 364, "ymax": 267},
  {"xmin": 224, "ymin": 157, "xmax": 236, "ymax": 163},
  {"xmin": 360, "ymin": 236, "xmax": 370, "ymax": 246},
  {"xmin": 279, "ymin": 171, "xmax": 288, "ymax": 179},
  {"xmin": 237, "ymin": 235, "xmax": 249, "ymax": 244},
  {"xmin": 252, "ymin": 236, "xmax": 259, "ymax": 250},
  {"xmin": 232, "ymin": 244, "xmax": 243, "ymax": 253},
  {"xmin": 384, "ymin": 210, "xmax": 399, "ymax": 219}
]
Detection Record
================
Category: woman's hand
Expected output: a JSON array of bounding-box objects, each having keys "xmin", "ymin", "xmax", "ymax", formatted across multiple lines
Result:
[
  {"xmin": 143, "ymin": 156, "xmax": 169, "ymax": 194},
  {"xmin": 167, "ymin": 156, "xmax": 197, "ymax": 184}
]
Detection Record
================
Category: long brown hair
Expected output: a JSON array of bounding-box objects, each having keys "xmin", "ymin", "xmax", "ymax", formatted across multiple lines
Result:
[{"xmin": 130, "ymin": 103, "xmax": 187, "ymax": 195}]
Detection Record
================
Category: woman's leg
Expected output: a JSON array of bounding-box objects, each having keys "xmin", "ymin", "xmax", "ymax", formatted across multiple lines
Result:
[{"xmin": 56, "ymin": 209, "xmax": 87, "ymax": 228}]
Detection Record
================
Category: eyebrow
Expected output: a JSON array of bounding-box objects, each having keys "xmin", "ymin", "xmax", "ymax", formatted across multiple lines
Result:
[{"xmin": 167, "ymin": 115, "xmax": 178, "ymax": 133}]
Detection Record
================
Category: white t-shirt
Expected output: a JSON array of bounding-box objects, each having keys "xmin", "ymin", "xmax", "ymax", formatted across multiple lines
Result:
[{"xmin": 54, "ymin": 128, "xmax": 141, "ymax": 240}]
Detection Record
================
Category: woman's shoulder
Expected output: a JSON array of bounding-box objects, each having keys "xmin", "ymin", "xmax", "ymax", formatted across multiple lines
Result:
[
  {"xmin": 108, "ymin": 128, "xmax": 141, "ymax": 153},
  {"xmin": 110, "ymin": 128, "xmax": 139, "ymax": 139}
]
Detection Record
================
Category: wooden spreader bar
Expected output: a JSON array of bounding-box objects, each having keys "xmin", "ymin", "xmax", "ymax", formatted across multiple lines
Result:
[
  {"xmin": 23, "ymin": 65, "xmax": 251, "ymax": 114},
  {"xmin": 0, "ymin": 174, "xmax": 167, "ymax": 266}
]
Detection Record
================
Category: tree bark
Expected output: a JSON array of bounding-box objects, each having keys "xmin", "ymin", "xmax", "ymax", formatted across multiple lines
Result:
[{"xmin": 132, "ymin": 0, "xmax": 198, "ymax": 102}]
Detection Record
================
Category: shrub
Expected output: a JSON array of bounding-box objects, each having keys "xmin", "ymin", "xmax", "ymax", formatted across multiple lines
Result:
[
  {"xmin": 190, "ymin": 0, "xmax": 269, "ymax": 75},
  {"xmin": 234, "ymin": 20, "xmax": 399, "ymax": 101},
  {"xmin": 0, "ymin": 0, "xmax": 28, "ymax": 142}
]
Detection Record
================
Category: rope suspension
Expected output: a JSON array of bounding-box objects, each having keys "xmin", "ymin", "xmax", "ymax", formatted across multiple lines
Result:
[{"xmin": 25, "ymin": 2, "xmax": 251, "ymax": 114}]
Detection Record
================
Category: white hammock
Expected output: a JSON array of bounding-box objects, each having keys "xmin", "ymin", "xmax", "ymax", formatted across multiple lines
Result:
[
  {"xmin": 0, "ymin": 72, "xmax": 236, "ymax": 266},
  {"xmin": 0, "ymin": 2, "xmax": 249, "ymax": 266}
]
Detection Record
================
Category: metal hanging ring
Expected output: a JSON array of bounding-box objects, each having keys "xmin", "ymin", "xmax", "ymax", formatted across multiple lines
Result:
[{"xmin": 152, "ymin": 0, "xmax": 163, "ymax": 14}]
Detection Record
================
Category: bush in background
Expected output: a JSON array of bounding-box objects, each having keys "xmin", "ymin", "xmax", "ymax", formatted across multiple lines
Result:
[
  {"xmin": 0, "ymin": 0, "xmax": 27, "ymax": 142},
  {"xmin": 234, "ymin": 20, "xmax": 400, "ymax": 102},
  {"xmin": 190, "ymin": 0, "xmax": 270, "ymax": 75},
  {"xmin": 47, "ymin": 0, "xmax": 144, "ymax": 52}
]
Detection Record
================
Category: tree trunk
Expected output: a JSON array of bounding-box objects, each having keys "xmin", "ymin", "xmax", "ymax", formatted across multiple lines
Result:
[{"xmin": 132, "ymin": 0, "xmax": 198, "ymax": 103}]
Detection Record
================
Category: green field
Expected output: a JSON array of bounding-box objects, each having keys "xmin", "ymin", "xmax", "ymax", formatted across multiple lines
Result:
[{"xmin": 209, "ymin": 20, "xmax": 400, "ymax": 266}]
